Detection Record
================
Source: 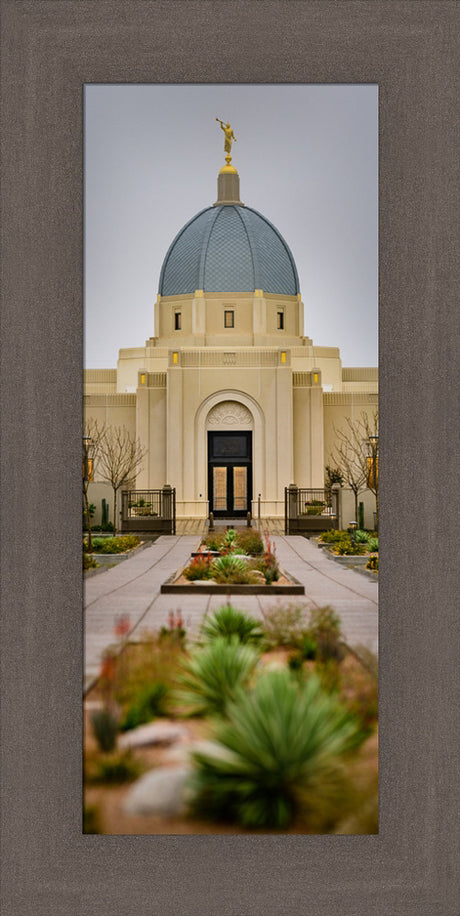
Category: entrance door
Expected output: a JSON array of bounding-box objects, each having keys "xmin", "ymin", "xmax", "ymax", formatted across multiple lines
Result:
[{"xmin": 208, "ymin": 431, "xmax": 252, "ymax": 518}]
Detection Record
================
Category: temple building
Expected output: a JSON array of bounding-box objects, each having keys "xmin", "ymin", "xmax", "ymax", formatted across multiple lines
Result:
[{"xmin": 84, "ymin": 132, "xmax": 378, "ymax": 526}]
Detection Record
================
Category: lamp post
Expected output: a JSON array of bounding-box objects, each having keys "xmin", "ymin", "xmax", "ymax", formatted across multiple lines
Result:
[
  {"xmin": 83, "ymin": 436, "xmax": 93, "ymax": 553},
  {"xmin": 368, "ymin": 434, "xmax": 379, "ymax": 531}
]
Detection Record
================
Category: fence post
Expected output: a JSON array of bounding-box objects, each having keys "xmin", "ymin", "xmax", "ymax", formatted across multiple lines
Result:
[
  {"xmin": 162, "ymin": 484, "xmax": 173, "ymax": 534},
  {"xmin": 287, "ymin": 484, "xmax": 298, "ymax": 535}
]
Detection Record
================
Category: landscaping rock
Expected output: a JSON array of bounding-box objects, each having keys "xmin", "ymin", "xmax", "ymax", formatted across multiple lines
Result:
[
  {"xmin": 118, "ymin": 721, "xmax": 190, "ymax": 749},
  {"xmin": 162, "ymin": 739, "xmax": 222, "ymax": 765},
  {"xmin": 122, "ymin": 766, "xmax": 192, "ymax": 816}
]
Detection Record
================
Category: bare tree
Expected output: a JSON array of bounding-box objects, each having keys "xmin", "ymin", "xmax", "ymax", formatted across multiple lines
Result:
[
  {"xmin": 329, "ymin": 409, "xmax": 379, "ymax": 528},
  {"xmin": 83, "ymin": 419, "xmax": 105, "ymax": 551},
  {"xmin": 96, "ymin": 425, "xmax": 147, "ymax": 533}
]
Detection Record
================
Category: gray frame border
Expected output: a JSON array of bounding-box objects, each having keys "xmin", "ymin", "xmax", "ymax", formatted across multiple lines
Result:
[{"xmin": 1, "ymin": 2, "xmax": 458, "ymax": 914}]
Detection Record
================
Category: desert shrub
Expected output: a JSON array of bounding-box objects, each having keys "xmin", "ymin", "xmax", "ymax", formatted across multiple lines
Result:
[
  {"xmin": 298, "ymin": 632, "xmax": 318, "ymax": 660},
  {"xmin": 366, "ymin": 554, "xmax": 379, "ymax": 571},
  {"xmin": 113, "ymin": 631, "xmax": 185, "ymax": 712},
  {"xmin": 367, "ymin": 537, "xmax": 379, "ymax": 553},
  {"xmin": 175, "ymin": 637, "xmax": 259, "ymax": 718},
  {"xmin": 85, "ymin": 750, "xmax": 142, "ymax": 784},
  {"xmin": 86, "ymin": 536, "xmax": 140, "ymax": 554},
  {"xmin": 201, "ymin": 531, "xmax": 226, "ymax": 551},
  {"xmin": 189, "ymin": 669, "xmax": 366, "ymax": 830},
  {"xmin": 234, "ymin": 530, "xmax": 264, "ymax": 556},
  {"xmin": 261, "ymin": 603, "xmax": 309, "ymax": 649},
  {"xmin": 183, "ymin": 554, "xmax": 214, "ymax": 580},
  {"xmin": 354, "ymin": 529, "xmax": 369, "ymax": 543},
  {"xmin": 119, "ymin": 681, "xmax": 170, "ymax": 731},
  {"xmin": 91, "ymin": 708, "xmax": 118, "ymax": 752},
  {"xmin": 332, "ymin": 538, "xmax": 366, "ymax": 556},
  {"xmin": 307, "ymin": 606, "xmax": 343, "ymax": 662},
  {"xmin": 319, "ymin": 529, "xmax": 345, "ymax": 544},
  {"xmin": 83, "ymin": 553, "xmax": 98, "ymax": 570},
  {"xmin": 340, "ymin": 655, "xmax": 378, "ymax": 730},
  {"xmin": 201, "ymin": 605, "xmax": 263, "ymax": 646}
]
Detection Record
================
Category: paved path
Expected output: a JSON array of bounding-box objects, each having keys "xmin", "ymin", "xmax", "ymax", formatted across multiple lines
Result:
[{"xmin": 84, "ymin": 534, "xmax": 378, "ymax": 690}]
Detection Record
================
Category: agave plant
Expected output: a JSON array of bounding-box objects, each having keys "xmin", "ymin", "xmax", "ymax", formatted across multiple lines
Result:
[
  {"xmin": 367, "ymin": 537, "xmax": 379, "ymax": 552},
  {"xmin": 354, "ymin": 529, "xmax": 369, "ymax": 543},
  {"xmin": 211, "ymin": 553, "xmax": 251, "ymax": 583},
  {"xmin": 201, "ymin": 605, "xmax": 263, "ymax": 646},
  {"xmin": 175, "ymin": 637, "xmax": 259, "ymax": 717},
  {"xmin": 189, "ymin": 668, "xmax": 365, "ymax": 829}
]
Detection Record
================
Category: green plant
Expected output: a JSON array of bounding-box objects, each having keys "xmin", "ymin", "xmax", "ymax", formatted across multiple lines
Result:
[
  {"xmin": 367, "ymin": 537, "xmax": 379, "ymax": 553},
  {"xmin": 261, "ymin": 603, "xmax": 309, "ymax": 649},
  {"xmin": 319, "ymin": 529, "xmax": 346, "ymax": 544},
  {"xmin": 366, "ymin": 554, "xmax": 379, "ymax": 571},
  {"xmin": 85, "ymin": 750, "xmax": 142, "ymax": 784},
  {"xmin": 176, "ymin": 637, "xmax": 259, "ymax": 718},
  {"xmin": 201, "ymin": 531, "xmax": 226, "ymax": 551},
  {"xmin": 86, "ymin": 535, "xmax": 141, "ymax": 554},
  {"xmin": 119, "ymin": 681, "xmax": 170, "ymax": 731},
  {"xmin": 354, "ymin": 529, "xmax": 369, "ymax": 544},
  {"xmin": 298, "ymin": 633, "xmax": 318, "ymax": 660},
  {"xmin": 307, "ymin": 606, "xmax": 343, "ymax": 662},
  {"xmin": 90, "ymin": 708, "xmax": 118, "ymax": 752},
  {"xmin": 189, "ymin": 669, "xmax": 366, "ymax": 830},
  {"xmin": 234, "ymin": 530, "xmax": 264, "ymax": 556},
  {"xmin": 211, "ymin": 554, "xmax": 248, "ymax": 582},
  {"xmin": 83, "ymin": 553, "xmax": 98, "ymax": 570},
  {"xmin": 183, "ymin": 554, "xmax": 214, "ymax": 580},
  {"xmin": 333, "ymin": 537, "xmax": 366, "ymax": 556},
  {"xmin": 201, "ymin": 605, "xmax": 263, "ymax": 646}
]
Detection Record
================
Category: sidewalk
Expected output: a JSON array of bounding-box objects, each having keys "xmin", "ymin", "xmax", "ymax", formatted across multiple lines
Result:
[{"xmin": 84, "ymin": 534, "xmax": 378, "ymax": 690}]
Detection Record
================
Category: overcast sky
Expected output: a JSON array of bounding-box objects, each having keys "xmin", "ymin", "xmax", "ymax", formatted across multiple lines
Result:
[{"xmin": 84, "ymin": 84, "xmax": 378, "ymax": 369}]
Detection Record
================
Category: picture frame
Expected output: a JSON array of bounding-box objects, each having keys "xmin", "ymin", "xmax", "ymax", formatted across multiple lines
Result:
[{"xmin": 1, "ymin": 2, "xmax": 457, "ymax": 913}]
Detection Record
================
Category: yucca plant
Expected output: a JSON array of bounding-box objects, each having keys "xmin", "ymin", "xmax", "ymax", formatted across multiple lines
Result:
[
  {"xmin": 189, "ymin": 669, "xmax": 366, "ymax": 829},
  {"xmin": 175, "ymin": 637, "xmax": 259, "ymax": 717},
  {"xmin": 201, "ymin": 605, "xmax": 263, "ymax": 646},
  {"xmin": 211, "ymin": 554, "xmax": 255, "ymax": 583}
]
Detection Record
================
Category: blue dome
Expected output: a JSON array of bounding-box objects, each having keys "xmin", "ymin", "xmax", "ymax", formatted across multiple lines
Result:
[{"xmin": 158, "ymin": 205, "xmax": 300, "ymax": 296}]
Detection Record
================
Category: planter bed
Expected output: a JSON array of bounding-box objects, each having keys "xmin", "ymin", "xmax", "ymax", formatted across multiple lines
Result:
[{"xmin": 161, "ymin": 568, "xmax": 304, "ymax": 595}]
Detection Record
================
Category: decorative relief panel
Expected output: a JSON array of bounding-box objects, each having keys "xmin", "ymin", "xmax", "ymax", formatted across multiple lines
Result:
[{"xmin": 207, "ymin": 401, "xmax": 253, "ymax": 429}]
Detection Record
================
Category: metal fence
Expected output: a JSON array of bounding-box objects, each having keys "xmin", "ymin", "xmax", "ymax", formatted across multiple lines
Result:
[
  {"xmin": 121, "ymin": 487, "xmax": 176, "ymax": 535},
  {"xmin": 284, "ymin": 486, "xmax": 338, "ymax": 536}
]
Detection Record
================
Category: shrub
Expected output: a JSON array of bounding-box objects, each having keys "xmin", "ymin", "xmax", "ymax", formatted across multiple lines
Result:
[
  {"xmin": 298, "ymin": 633, "xmax": 318, "ymax": 660},
  {"xmin": 261, "ymin": 603, "xmax": 309, "ymax": 649},
  {"xmin": 366, "ymin": 554, "xmax": 379, "ymax": 571},
  {"xmin": 112, "ymin": 631, "xmax": 185, "ymax": 712},
  {"xmin": 91, "ymin": 708, "xmax": 118, "ymax": 752},
  {"xmin": 333, "ymin": 538, "xmax": 366, "ymax": 556},
  {"xmin": 175, "ymin": 637, "xmax": 259, "ymax": 717},
  {"xmin": 307, "ymin": 606, "xmax": 343, "ymax": 662},
  {"xmin": 319, "ymin": 529, "xmax": 345, "ymax": 544},
  {"xmin": 85, "ymin": 750, "xmax": 142, "ymax": 784},
  {"xmin": 119, "ymin": 681, "xmax": 170, "ymax": 731},
  {"xmin": 367, "ymin": 537, "xmax": 379, "ymax": 553},
  {"xmin": 189, "ymin": 669, "xmax": 366, "ymax": 829},
  {"xmin": 85, "ymin": 536, "xmax": 140, "ymax": 554},
  {"xmin": 234, "ymin": 530, "xmax": 264, "ymax": 556},
  {"xmin": 183, "ymin": 554, "xmax": 214, "ymax": 580},
  {"xmin": 201, "ymin": 605, "xmax": 263, "ymax": 646},
  {"xmin": 83, "ymin": 553, "xmax": 98, "ymax": 570},
  {"xmin": 201, "ymin": 532, "xmax": 226, "ymax": 551}
]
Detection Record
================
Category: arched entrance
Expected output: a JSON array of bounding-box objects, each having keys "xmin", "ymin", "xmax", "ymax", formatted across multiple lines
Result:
[{"xmin": 206, "ymin": 401, "xmax": 253, "ymax": 518}]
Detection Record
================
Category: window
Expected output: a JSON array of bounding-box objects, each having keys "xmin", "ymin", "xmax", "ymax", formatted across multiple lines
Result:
[
  {"xmin": 174, "ymin": 312, "xmax": 181, "ymax": 330},
  {"xmin": 224, "ymin": 310, "xmax": 234, "ymax": 328},
  {"xmin": 277, "ymin": 310, "xmax": 284, "ymax": 329}
]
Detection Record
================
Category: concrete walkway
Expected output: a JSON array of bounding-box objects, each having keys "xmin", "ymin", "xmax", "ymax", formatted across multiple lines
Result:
[{"xmin": 84, "ymin": 534, "xmax": 378, "ymax": 690}]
